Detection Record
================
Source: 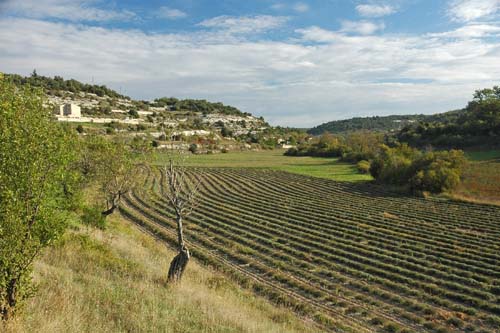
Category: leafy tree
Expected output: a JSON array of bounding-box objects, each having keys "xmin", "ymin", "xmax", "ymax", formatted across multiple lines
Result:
[
  {"xmin": 397, "ymin": 86, "xmax": 500, "ymax": 149},
  {"xmin": 0, "ymin": 75, "xmax": 76, "ymax": 320},
  {"xmin": 369, "ymin": 144, "xmax": 466, "ymax": 193},
  {"xmin": 78, "ymin": 136, "xmax": 138, "ymax": 217}
]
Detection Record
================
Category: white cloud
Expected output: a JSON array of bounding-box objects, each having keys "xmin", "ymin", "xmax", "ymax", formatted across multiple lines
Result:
[
  {"xmin": 197, "ymin": 15, "xmax": 289, "ymax": 34},
  {"xmin": 293, "ymin": 2, "xmax": 310, "ymax": 13},
  {"xmin": 429, "ymin": 23, "xmax": 500, "ymax": 38},
  {"xmin": 447, "ymin": 0, "xmax": 500, "ymax": 22},
  {"xmin": 340, "ymin": 20, "xmax": 385, "ymax": 35},
  {"xmin": 356, "ymin": 4, "xmax": 396, "ymax": 17},
  {"xmin": 0, "ymin": 0, "xmax": 135, "ymax": 22},
  {"xmin": 0, "ymin": 17, "xmax": 499, "ymax": 127},
  {"xmin": 157, "ymin": 7, "xmax": 187, "ymax": 19},
  {"xmin": 271, "ymin": 2, "xmax": 309, "ymax": 13},
  {"xmin": 295, "ymin": 26, "xmax": 341, "ymax": 42}
]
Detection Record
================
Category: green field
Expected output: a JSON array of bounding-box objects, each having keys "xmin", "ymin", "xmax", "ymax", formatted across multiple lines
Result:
[
  {"xmin": 464, "ymin": 150, "xmax": 500, "ymax": 161},
  {"xmin": 155, "ymin": 149, "xmax": 372, "ymax": 182}
]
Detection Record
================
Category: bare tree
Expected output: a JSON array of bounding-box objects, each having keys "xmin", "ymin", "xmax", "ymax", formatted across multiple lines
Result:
[{"xmin": 159, "ymin": 158, "xmax": 200, "ymax": 282}]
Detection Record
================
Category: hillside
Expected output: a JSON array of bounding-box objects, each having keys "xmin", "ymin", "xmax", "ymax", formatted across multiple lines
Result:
[
  {"xmin": 1, "ymin": 214, "xmax": 315, "ymax": 333},
  {"xmin": 6, "ymin": 72, "xmax": 297, "ymax": 152},
  {"xmin": 397, "ymin": 87, "xmax": 500, "ymax": 149},
  {"xmin": 308, "ymin": 111, "xmax": 464, "ymax": 135}
]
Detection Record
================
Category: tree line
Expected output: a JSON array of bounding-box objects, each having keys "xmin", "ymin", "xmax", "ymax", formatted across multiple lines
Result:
[
  {"xmin": 152, "ymin": 97, "xmax": 251, "ymax": 116},
  {"xmin": 5, "ymin": 71, "xmax": 128, "ymax": 99},
  {"xmin": 398, "ymin": 87, "xmax": 500, "ymax": 149},
  {"xmin": 285, "ymin": 131, "xmax": 465, "ymax": 194}
]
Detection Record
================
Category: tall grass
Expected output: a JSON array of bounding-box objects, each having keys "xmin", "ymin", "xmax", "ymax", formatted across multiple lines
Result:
[{"xmin": 1, "ymin": 215, "xmax": 315, "ymax": 333}]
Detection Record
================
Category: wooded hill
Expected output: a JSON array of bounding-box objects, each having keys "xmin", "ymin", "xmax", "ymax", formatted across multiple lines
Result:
[
  {"xmin": 5, "ymin": 72, "xmax": 252, "ymax": 117},
  {"xmin": 309, "ymin": 85, "xmax": 500, "ymax": 149},
  {"xmin": 308, "ymin": 111, "xmax": 464, "ymax": 135},
  {"xmin": 397, "ymin": 87, "xmax": 500, "ymax": 149}
]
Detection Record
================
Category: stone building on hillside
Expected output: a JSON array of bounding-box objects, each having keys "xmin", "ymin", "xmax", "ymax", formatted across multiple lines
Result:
[{"xmin": 54, "ymin": 103, "xmax": 81, "ymax": 118}]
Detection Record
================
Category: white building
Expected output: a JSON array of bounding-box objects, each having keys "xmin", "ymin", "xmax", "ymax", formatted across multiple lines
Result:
[{"xmin": 54, "ymin": 104, "xmax": 81, "ymax": 118}]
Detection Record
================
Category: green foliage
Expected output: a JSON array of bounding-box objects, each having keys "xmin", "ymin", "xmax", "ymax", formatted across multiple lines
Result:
[
  {"xmin": 81, "ymin": 206, "xmax": 107, "ymax": 229},
  {"xmin": 128, "ymin": 109, "xmax": 139, "ymax": 118},
  {"xmin": 153, "ymin": 97, "xmax": 250, "ymax": 116},
  {"xmin": 285, "ymin": 131, "xmax": 383, "ymax": 163},
  {"xmin": 78, "ymin": 136, "xmax": 139, "ymax": 217},
  {"xmin": 0, "ymin": 77, "xmax": 77, "ymax": 319},
  {"xmin": 397, "ymin": 86, "xmax": 500, "ymax": 148},
  {"xmin": 220, "ymin": 126, "xmax": 233, "ymax": 138},
  {"xmin": 356, "ymin": 160, "xmax": 371, "ymax": 174},
  {"xmin": 307, "ymin": 113, "xmax": 463, "ymax": 135},
  {"xmin": 370, "ymin": 144, "xmax": 466, "ymax": 193},
  {"xmin": 5, "ymin": 73, "xmax": 127, "ymax": 99},
  {"xmin": 189, "ymin": 144, "xmax": 198, "ymax": 154}
]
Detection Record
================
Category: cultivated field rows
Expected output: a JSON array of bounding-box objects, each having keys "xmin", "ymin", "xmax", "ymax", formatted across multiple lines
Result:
[{"xmin": 122, "ymin": 167, "xmax": 500, "ymax": 332}]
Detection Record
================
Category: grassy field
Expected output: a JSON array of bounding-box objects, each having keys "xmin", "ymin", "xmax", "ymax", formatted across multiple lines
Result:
[
  {"xmin": 155, "ymin": 149, "xmax": 372, "ymax": 182},
  {"xmin": 124, "ymin": 167, "xmax": 500, "ymax": 332},
  {"xmin": 453, "ymin": 149, "xmax": 500, "ymax": 205},
  {"xmin": 464, "ymin": 149, "xmax": 500, "ymax": 161},
  {"xmin": 2, "ymin": 215, "xmax": 316, "ymax": 333}
]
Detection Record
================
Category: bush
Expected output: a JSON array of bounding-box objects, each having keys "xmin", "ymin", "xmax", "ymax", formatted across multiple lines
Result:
[
  {"xmin": 82, "ymin": 206, "xmax": 106, "ymax": 230},
  {"xmin": 356, "ymin": 160, "xmax": 371, "ymax": 174},
  {"xmin": 128, "ymin": 109, "xmax": 139, "ymax": 118},
  {"xmin": 370, "ymin": 144, "xmax": 465, "ymax": 193},
  {"xmin": 189, "ymin": 144, "xmax": 198, "ymax": 154}
]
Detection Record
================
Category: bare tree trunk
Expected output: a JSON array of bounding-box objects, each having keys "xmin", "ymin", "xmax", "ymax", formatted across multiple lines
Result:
[
  {"xmin": 101, "ymin": 204, "xmax": 117, "ymax": 216},
  {"xmin": 102, "ymin": 194, "xmax": 120, "ymax": 216},
  {"xmin": 167, "ymin": 214, "xmax": 190, "ymax": 282}
]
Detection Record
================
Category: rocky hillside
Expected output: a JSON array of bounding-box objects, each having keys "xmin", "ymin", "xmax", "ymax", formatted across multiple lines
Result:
[{"xmin": 5, "ymin": 72, "xmax": 302, "ymax": 152}]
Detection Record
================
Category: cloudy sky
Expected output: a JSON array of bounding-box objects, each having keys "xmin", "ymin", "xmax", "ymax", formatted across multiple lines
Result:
[{"xmin": 0, "ymin": 0, "xmax": 499, "ymax": 127}]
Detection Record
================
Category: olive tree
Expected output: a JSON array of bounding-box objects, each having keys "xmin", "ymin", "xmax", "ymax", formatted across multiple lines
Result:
[
  {"xmin": 0, "ymin": 75, "xmax": 76, "ymax": 320},
  {"xmin": 78, "ymin": 136, "xmax": 138, "ymax": 217},
  {"xmin": 159, "ymin": 158, "xmax": 200, "ymax": 282}
]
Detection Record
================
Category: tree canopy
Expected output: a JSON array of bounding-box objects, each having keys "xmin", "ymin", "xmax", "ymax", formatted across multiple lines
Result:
[{"xmin": 0, "ymin": 75, "xmax": 77, "ymax": 319}]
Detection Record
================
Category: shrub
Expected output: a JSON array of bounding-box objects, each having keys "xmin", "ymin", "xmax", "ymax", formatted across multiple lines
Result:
[
  {"xmin": 128, "ymin": 109, "xmax": 139, "ymax": 118},
  {"xmin": 370, "ymin": 144, "xmax": 465, "ymax": 193},
  {"xmin": 356, "ymin": 160, "xmax": 371, "ymax": 174},
  {"xmin": 81, "ymin": 206, "xmax": 106, "ymax": 230},
  {"xmin": 189, "ymin": 144, "xmax": 198, "ymax": 154}
]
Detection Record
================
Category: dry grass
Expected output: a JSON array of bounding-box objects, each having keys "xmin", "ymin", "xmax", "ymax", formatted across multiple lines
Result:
[
  {"xmin": 1, "ymin": 215, "xmax": 317, "ymax": 333},
  {"xmin": 452, "ymin": 160, "xmax": 500, "ymax": 206}
]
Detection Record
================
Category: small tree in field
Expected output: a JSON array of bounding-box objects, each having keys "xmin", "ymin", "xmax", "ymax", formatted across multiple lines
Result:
[
  {"xmin": 78, "ymin": 136, "xmax": 138, "ymax": 217},
  {"xmin": 0, "ymin": 76, "xmax": 76, "ymax": 320},
  {"xmin": 159, "ymin": 158, "xmax": 200, "ymax": 282}
]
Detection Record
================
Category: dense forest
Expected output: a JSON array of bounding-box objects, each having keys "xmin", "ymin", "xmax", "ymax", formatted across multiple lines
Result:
[{"xmin": 308, "ymin": 111, "xmax": 464, "ymax": 135}]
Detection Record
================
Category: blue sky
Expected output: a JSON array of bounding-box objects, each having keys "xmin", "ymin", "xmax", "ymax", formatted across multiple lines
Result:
[{"xmin": 1, "ymin": 0, "xmax": 499, "ymax": 126}]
